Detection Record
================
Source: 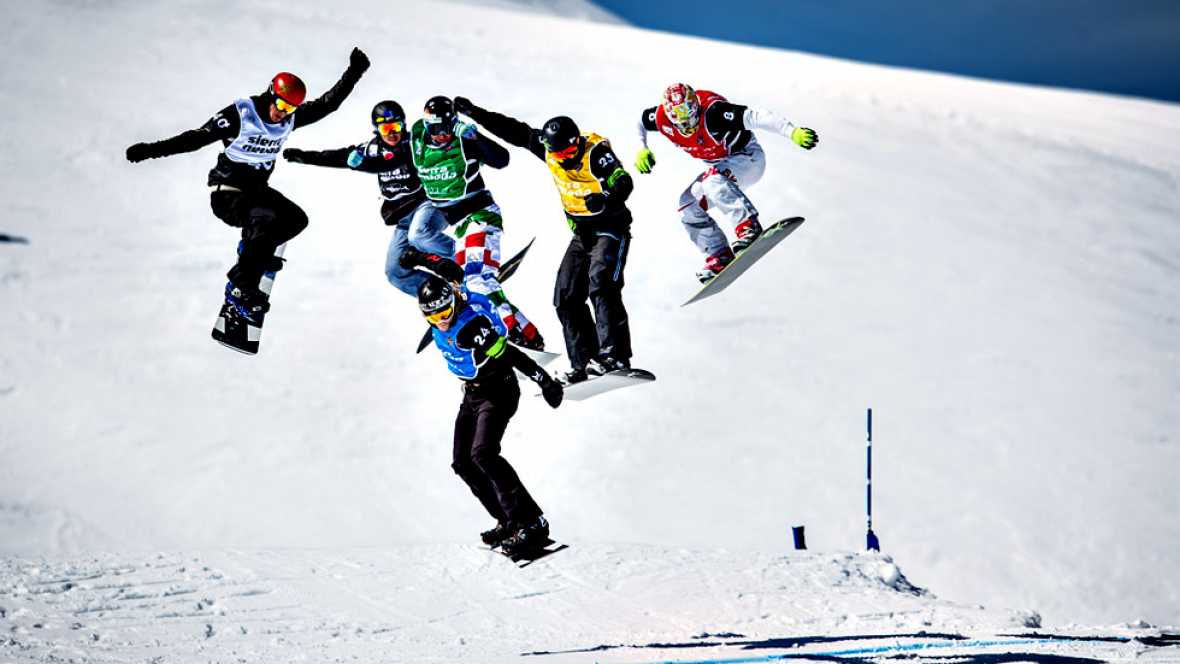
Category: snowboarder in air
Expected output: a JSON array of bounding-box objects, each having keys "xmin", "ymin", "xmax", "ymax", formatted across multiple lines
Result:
[
  {"xmin": 409, "ymin": 96, "xmax": 545, "ymax": 351},
  {"xmin": 125, "ymin": 48, "xmax": 370, "ymax": 318},
  {"xmin": 401, "ymin": 248, "xmax": 563, "ymax": 556},
  {"xmin": 282, "ymin": 100, "xmax": 453, "ymax": 296},
  {"xmin": 635, "ymin": 83, "xmax": 818, "ymax": 282},
  {"xmin": 452, "ymin": 97, "xmax": 635, "ymax": 385}
]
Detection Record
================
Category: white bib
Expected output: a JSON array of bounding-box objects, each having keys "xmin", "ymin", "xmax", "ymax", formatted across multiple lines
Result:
[{"xmin": 223, "ymin": 98, "xmax": 294, "ymax": 170}]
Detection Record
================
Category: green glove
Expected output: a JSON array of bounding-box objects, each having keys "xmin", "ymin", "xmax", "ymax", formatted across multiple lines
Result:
[
  {"xmin": 791, "ymin": 127, "xmax": 818, "ymax": 150},
  {"xmin": 635, "ymin": 147, "xmax": 656, "ymax": 174}
]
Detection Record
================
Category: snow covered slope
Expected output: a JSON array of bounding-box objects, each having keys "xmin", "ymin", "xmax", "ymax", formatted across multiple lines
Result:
[
  {"xmin": 2, "ymin": 0, "xmax": 1179, "ymax": 644},
  {"xmin": 5, "ymin": 547, "xmax": 1178, "ymax": 663}
]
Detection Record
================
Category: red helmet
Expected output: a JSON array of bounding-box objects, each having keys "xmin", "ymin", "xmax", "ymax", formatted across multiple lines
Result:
[{"xmin": 269, "ymin": 72, "xmax": 306, "ymax": 106}]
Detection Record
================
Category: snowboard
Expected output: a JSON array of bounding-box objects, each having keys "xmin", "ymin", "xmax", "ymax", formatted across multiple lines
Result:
[
  {"xmin": 490, "ymin": 538, "xmax": 569, "ymax": 568},
  {"xmin": 415, "ymin": 238, "xmax": 536, "ymax": 353},
  {"xmin": 212, "ymin": 243, "xmax": 286, "ymax": 355},
  {"xmin": 559, "ymin": 368, "xmax": 656, "ymax": 401},
  {"xmin": 519, "ymin": 347, "xmax": 561, "ymax": 368},
  {"xmin": 682, "ymin": 217, "xmax": 804, "ymax": 306}
]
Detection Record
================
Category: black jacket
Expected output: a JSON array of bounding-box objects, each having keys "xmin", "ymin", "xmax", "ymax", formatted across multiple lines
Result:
[{"xmin": 131, "ymin": 59, "xmax": 366, "ymax": 190}]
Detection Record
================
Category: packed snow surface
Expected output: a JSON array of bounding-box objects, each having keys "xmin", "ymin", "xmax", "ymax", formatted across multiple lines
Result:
[{"xmin": 2, "ymin": 0, "xmax": 1179, "ymax": 659}]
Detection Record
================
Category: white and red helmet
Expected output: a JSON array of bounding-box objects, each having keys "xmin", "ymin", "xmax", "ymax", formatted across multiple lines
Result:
[{"xmin": 662, "ymin": 83, "xmax": 700, "ymax": 132}]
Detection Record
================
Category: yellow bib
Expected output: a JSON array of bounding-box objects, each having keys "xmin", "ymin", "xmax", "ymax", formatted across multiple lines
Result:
[{"xmin": 546, "ymin": 133, "xmax": 607, "ymax": 216}]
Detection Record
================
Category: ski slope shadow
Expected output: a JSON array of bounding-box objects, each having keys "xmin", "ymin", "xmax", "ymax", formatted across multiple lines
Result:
[
  {"xmin": 522, "ymin": 631, "xmax": 966, "ymax": 656},
  {"xmin": 520, "ymin": 630, "xmax": 1180, "ymax": 662},
  {"xmin": 1001, "ymin": 631, "xmax": 1180, "ymax": 648}
]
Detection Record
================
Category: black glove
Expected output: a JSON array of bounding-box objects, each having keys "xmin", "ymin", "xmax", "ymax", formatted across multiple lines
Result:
[
  {"xmin": 398, "ymin": 246, "xmax": 424, "ymax": 269},
  {"xmin": 125, "ymin": 143, "xmax": 153, "ymax": 163},
  {"xmin": 349, "ymin": 47, "xmax": 370, "ymax": 74},
  {"xmin": 539, "ymin": 376, "xmax": 563, "ymax": 408},
  {"xmin": 584, "ymin": 192, "xmax": 608, "ymax": 213},
  {"xmin": 282, "ymin": 148, "xmax": 306, "ymax": 163},
  {"xmin": 453, "ymin": 96, "xmax": 475, "ymax": 115}
]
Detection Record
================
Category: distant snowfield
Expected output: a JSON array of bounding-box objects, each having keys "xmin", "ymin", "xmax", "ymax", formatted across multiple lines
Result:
[
  {"xmin": 443, "ymin": 0, "xmax": 625, "ymax": 24},
  {"xmin": 2, "ymin": 0, "xmax": 1179, "ymax": 659}
]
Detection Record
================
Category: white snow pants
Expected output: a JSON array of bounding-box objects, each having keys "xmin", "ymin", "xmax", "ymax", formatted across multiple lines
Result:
[{"xmin": 676, "ymin": 138, "xmax": 766, "ymax": 257}]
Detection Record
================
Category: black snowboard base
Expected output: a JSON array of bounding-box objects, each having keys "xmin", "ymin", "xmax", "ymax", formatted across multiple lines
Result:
[{"xmin": 489, "ymin": 538, "xmax": 569, "ymax": 568}]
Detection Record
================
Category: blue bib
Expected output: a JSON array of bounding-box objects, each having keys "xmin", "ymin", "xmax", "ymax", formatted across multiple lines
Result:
[{"xmin": 431, "ymin": 291, "xmax": 507, "ymax": 380}]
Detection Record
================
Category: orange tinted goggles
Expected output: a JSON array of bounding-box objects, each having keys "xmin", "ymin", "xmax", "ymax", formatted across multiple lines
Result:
[
  {"xmin": 425, "ymin": 305, "xmax": 454, "ymax": 326},
  {"xmin": 378, "ymin": 121, "xmax": 404, "ymax": 136},
  {"xmin": 549, "ymin": 143, "xmax": 579, "ymax": 160},
  {"xmin": 275, "ymin": 98, "xmax": 299, "ymax": 114}
]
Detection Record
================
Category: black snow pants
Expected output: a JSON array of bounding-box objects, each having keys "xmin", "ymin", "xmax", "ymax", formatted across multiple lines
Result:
[
  {"xmin": 554, "ymin": 230, "xmax": 632, "ymax": 370},
  {"xmin": 452, "ymin": 373, "xmax": 543, "ymax": 526},
  {"xmin": 210, "ymin": 185, "xmax": 309, "ymax": 290}
]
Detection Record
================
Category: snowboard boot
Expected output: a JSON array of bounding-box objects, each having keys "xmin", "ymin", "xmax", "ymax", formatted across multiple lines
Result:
[
  {"xmin": 557, "ymin": 367, "xmax": 588, "ymax": 385},
  {"xmin": 586, "ymin": 356, "xmax": 629, "ymax": 377},
  {"xmin": 480, "ymin": 521, "xmax": 513, "ymax": 548},
  {"xmin": 732, "ymin": 218, "xmax": 763, "ymax": 253},
  {"xmin": 509, "ymin": 324, "xmax": 545, "ymax": 351},
  {"xmin": 225, "ymin": 282, "xmax": 271, "ymax": 321},
  {"xmin": 500, "ymin": 516, "xmax": 550, "ymax": 557},
  {"xmin": 695, "ymin": 247, "xmax": 735, "ymax": 283}
]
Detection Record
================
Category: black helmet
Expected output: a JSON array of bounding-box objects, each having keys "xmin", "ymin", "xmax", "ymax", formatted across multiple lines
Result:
[
  {"xmin": 423, "ymin": 96, "xmax": 457, "ymax": 141},
  {"xmin": 540, "ymin": 116, "xmax": 581, "ymax": 154},
  {"xmin": 418, "ymin": 276, "xmax": 457, "ymax": 326},
  {"xmin": 371, "ymin": 100, "xmax": 405, "ymax": 127}
]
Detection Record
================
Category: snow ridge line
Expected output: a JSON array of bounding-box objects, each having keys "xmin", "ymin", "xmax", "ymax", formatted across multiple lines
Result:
[{"xmin": 650, "ymin": 637, "xmax": 1060, "ymax": 664}]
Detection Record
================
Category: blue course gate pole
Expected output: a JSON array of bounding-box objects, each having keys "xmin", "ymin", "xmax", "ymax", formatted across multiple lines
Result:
[{"xmin": 866, "ymin": 408, "xmax": 880, "ymax": 551}]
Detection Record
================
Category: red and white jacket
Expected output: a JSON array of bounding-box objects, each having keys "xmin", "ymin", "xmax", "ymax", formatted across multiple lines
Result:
[{"xmin": 639, "ymin": 90, "xmax": 801, "ymax": 162}]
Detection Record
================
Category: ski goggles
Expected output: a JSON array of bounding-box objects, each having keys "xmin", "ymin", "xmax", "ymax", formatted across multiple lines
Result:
[
  {"xmin": 424, "ymin": 304, "xmax": 455, "ymax": 326},
  {"xmin": 665, "ymin": 101, "xmax": 698, "ymax": 129},
  {"xmin": 548, "ymin": 143, "xmax": 579, "ymax": 161},
  {"xmin": 377, "ymin": 121, "xmax": 404, "ymax": 136},
  {"xmin": 425, "ymin": 117, "xmax": 455, "ymax": 136},
  {"xmin": 274, "ymin": 97, "xmax": 300, "ymax": 114}
]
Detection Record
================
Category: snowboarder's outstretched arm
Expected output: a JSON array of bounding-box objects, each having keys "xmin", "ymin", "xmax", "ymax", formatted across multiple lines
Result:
[
  {"xmin": 283, "ymin": 140, "xmax": 389, "ymax": 173},
  {"xmin": 459, "ymin": 125, "xmax": 510, "ymax": 169},
  {"xmin": 706, "ymin": 102, "xmax": 818, "ymax": 150},
  {"xmin": 638, "ymin": 106, "xmax": 659, "ymax": 147},
  {"xmin": 282, "ymin": 145, "xmax": 357, "ymax": 168},
  {"xmin": 634, "ymin": 106, "xmax": 659, "ymax": 173},
  {"xmin": 125, "ymin": 103, "xmax": 240, "ymax": 163},
  {"xmin": 453, "ymin": 97, "xmax": 546, "ymax": 160},
  {"xmin": 292, "ymin": 48, "xmax": 370, "ymax": 129},
  {"xmin": 456, "ymin": 317, "xmax": 563, "ymax": 408}
]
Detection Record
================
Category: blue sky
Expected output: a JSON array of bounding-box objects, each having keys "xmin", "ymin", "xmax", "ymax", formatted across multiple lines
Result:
[{"xmin": 594, "ymin": 0, "xmax": 1180, "ymax": 103}]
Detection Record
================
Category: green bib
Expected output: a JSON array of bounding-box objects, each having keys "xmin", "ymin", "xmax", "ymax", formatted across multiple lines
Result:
[{"xmin": 411, "ymin": 120, "xmax": 471, "ymax": 201}]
